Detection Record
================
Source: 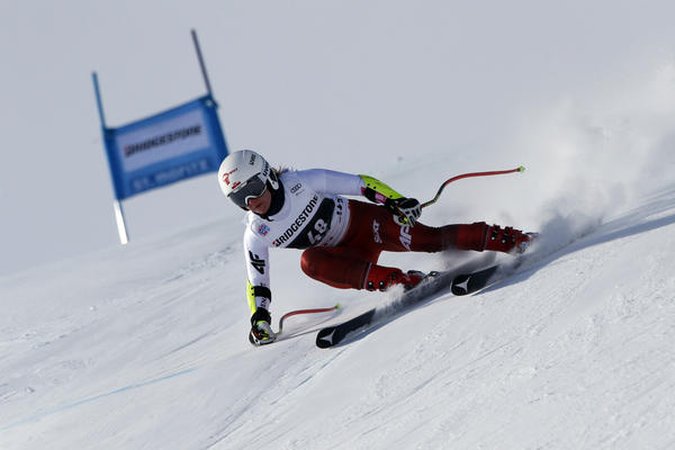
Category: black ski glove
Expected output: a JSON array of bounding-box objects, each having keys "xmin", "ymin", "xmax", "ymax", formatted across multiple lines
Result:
[
  {"xmin": 249, "ymin": 307, "xmax": 275, "ymax": 345},
  {"xmin": 250, "ymin": 307, "xmax": 272, "ymax": 326},
  {"xmin": 385, "ymin": 197, "xmax": 422, "ymax": 226}
]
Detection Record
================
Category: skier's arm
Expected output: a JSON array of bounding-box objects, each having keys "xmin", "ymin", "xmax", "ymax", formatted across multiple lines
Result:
[
  {"xmin": 243, "ymin": 228, "xmax": 272, "ymax": 315},
  {"xmin": 299, "ymin": 169, "xmax": 364, "ymax": 195},
  {"xmin": 358, "ymin": 175, "xmax": 405, "ymax": 203},
  {"xmin": 299, "ymin": 168, "xmax": 422, "ymax": 225},
  {"xmin": 359, "ymin": 175, "xmax": 422, "ymax": 226},
  {"xmin": 243, "ymin": 229, "xmax": 276, "ymax": 345}
]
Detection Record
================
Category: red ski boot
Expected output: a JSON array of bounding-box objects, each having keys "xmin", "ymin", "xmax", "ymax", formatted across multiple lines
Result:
[{"xmin": 483, "ymin": 224, "xmax": 535, "ymax": 254}]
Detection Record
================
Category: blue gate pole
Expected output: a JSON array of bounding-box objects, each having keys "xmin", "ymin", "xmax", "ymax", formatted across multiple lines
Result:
[{"xmin": 92, "ymin": 71, "xmax": 129, "ymax": 245}]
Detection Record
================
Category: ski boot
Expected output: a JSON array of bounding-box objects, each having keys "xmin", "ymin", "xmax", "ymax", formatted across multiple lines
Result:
[{"xmin": 482, "ymin": 224, "xmax": 536, "ymax": 254}]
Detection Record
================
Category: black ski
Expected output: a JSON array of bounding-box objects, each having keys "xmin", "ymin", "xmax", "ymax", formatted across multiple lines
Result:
[
  {"xmin": 450, "ymin": 264, "xmax": 499, "ymax": 296},
  {"xmin": 316, "ymin": 309, "xmax": 376, "ymax": 348},
  {"xmin": 316, "ymin": 270, "xmax": 456, "ymax": 348},
  {"xmin": 315, "ymin": 264, "xmax": 513, "ymax": 348}
]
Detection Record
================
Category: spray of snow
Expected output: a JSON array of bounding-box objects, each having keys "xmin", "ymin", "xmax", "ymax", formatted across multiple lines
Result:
[{"xmin": 492, "ymin": 61, "xmax": 675, "ymax": 254}]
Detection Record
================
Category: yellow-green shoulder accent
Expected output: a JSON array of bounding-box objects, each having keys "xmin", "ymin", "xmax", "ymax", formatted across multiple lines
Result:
[{"xmin": 358, "ymin": 175, "xmax": 403, "ymax": 200}]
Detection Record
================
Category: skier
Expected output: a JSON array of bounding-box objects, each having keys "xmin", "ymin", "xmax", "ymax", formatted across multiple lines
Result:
[{"xmin": 218, "ymin": 150, "xmax": 533, "ymax": 345}]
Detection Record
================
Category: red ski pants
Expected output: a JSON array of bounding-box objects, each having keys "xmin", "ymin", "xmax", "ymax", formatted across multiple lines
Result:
[{"xmin": 300, "ymin": 200, "xmax": 487, "ymax": 289}]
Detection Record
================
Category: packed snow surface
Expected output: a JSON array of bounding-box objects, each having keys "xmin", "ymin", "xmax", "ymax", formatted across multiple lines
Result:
[{"xmin": 2, "ymin": 160, "xmax": 674, "ymax": 449}]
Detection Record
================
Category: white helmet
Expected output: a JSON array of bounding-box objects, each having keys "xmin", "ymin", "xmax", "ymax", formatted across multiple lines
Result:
[{"xmin": 218, "ymin": 150, "xmax": 279, "ymax": 209}]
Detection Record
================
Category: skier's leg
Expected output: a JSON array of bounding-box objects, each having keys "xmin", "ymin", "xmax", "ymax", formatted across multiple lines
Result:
[
  {"xmin": 375, "ymin": 213, "xmax": 532, "ymax": 254},
  {"xmin": 346, "ymin": 200, "xmax": 533, "ymax": 253},
  {"xmin": 413, "ymin": 222, "xmax": 534, "ymax": 254},
  {"xmin": 300, "ymin": 246, "xmax": 375, "ymax": 289},
  {"xmin": 300, "ymin": 247, "xmax": 425, "ymax": 291},
  {"xmin": 300, "ymin": 200, "xmax": 425, "ymax": 290}
]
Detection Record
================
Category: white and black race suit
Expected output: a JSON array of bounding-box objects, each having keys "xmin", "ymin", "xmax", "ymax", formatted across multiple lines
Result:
[{"xmin": 244, "ymin": 169, "xmax": 363, "ymax": 308}]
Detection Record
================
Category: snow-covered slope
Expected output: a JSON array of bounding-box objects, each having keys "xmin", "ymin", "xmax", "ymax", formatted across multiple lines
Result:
[
  {"xmin": 1, "ymin": 167, "xmax": 674, "ymax": 448},
  {"xmin": 4, "ymin": 5, "xmax": 675, "ymax": 445}
]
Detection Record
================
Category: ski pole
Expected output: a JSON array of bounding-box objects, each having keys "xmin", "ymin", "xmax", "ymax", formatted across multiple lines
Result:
[
  {"xmin": 276, "ymin": 304, "xmax": 341, "ymax": 334},
  {"xmin": 421, "ymin": 166, "xmax": 525, "ymax": 209}
]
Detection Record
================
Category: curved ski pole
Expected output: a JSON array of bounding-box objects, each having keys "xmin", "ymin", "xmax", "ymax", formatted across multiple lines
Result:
[
  {"xmin": 420, "ymin": 166, "xmax": 525, "ymax": 209},
  {"xmin": 276, "ymin": 304, "xmax": 341, "ymax": 334}
]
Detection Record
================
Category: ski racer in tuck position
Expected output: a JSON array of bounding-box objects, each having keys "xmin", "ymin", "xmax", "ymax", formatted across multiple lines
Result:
[{"xmin": 218, "ymin": 150, "xmax": 533, "ymax": 345}]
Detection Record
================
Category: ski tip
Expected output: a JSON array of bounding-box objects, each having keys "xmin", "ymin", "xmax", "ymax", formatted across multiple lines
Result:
[
  {"xmin": 518, "ymin": 165, "xmax": 526, "ymax": 173},
  {"xmin": 450, "ymin": 274, "xmax": 471, "ymax": 296},
  {"xmin": 451, "ymin": 265, "xmax": 500, "ymax": 296},
  {"xmin": 316, "ymin": 326, "xmax": 338, "ymax": 349}
]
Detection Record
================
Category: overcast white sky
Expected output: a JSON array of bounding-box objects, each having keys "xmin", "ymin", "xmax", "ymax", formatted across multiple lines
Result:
[{"xmin": 2, "ymin": 0, "xmax": 675, "ymax": 275}]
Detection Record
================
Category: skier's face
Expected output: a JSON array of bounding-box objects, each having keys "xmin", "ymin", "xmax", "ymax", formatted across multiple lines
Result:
[{"xmin": 247, "ymin": 188, "xmax": 271, "ymax": 215}]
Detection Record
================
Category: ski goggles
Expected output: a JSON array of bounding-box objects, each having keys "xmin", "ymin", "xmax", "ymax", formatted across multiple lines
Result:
[{"xmin": 228, "ymin": 175, "xmax": 267, "ymax": 209}]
